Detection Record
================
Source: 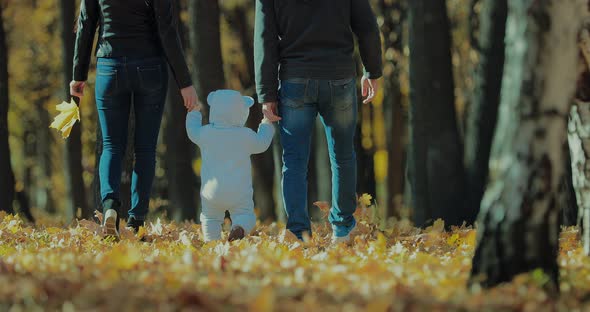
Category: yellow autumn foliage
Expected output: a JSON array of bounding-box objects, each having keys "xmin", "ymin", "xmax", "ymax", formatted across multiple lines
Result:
[
  {"xmin": 0, "ymin": 210, "xmax": 588, "ymax": 311},
  {"xmin": 49, "ymin": 99, "xmax": 80, "ymax": 139}
]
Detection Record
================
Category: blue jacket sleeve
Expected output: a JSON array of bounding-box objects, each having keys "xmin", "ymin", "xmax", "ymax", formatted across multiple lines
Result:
[
  {"xmin": 249, "ymin": 121, "xmax": 275, "ymax": 154},
  {"xmin": 186, "ymin": 111, "xmax": 204, "ymax": 145}
]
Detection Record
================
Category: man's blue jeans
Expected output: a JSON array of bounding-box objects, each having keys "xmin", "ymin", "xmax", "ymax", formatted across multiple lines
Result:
[
  {"xmin": 95, "ymin": 57, "xmax": 168, "ymax": 220},
  {"xmin": 278, "ymin": 78, "xmax": 358, "ymax": 239}
]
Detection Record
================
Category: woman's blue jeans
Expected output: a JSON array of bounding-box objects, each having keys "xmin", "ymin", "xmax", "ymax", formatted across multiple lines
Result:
[
  {"xmin": 278, "ymin": 78, "xmax": 358, "ymax": 239},
  {"xmin": 95, "ymin": 57, "xmax": 168, "ymax": 220}
]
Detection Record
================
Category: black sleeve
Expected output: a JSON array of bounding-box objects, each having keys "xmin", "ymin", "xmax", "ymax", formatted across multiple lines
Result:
[
  {"xmin": 254, "ymin": 0, "xmax": 280, "ymax": 103},
  {"xmin": 153, "ymin": 0, "xmax": 193, "ymax": 89},
  {"xmin": 73, "ymin": 0, "xmax": 99, "ymax": 82},
  {"xmin": 351, "ymin": 0, "xmax": 383, "ymax": 79}
]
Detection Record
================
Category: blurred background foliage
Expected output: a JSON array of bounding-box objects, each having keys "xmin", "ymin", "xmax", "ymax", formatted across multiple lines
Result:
[{"xmin": 1, "ymin": 0, "xmax": 478, "ymax": 224}]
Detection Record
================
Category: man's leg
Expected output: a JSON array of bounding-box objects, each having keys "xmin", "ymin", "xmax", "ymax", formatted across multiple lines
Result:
[
  {"xmin": 319, "ymin": 78, "xmax": 358, "ymax": 237},
  {"xmin": 278, "ymin": 79, "xmax": 318, "ymax": 239}
]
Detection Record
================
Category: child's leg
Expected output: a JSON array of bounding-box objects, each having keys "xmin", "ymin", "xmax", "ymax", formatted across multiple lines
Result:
[
  {"xmin": 200, "ymin": 201, "xmax": 225, "ymax": 242},
  {"xmin": 230, "ymin": 205, "xmax": 257, "ymax": 235}
]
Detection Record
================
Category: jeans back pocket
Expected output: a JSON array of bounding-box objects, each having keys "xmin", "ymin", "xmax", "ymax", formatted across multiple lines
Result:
[
  {"xmin": 137, "ymin": 64, "xmax": 163, "ymax": 93},
  {"xmin": 96, "ymin": 69, "xmax": 118, "ymax": 97},
  {"xmin": 279, "ymin": 79, "xmax": 308, "ymax": 109},
  {"xmin": 330, "ymin": 78, "xmax": 356, "ymax": 110}
]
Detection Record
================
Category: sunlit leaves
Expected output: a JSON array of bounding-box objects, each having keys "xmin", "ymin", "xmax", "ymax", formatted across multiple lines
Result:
[{"xmin": 49, "ymin": 99, "xmax": 80, "ymax": 139}]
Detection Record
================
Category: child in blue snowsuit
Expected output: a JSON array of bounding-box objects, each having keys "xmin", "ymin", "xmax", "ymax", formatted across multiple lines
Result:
[{"xmin": 186, "ymin": 90, "xmax": 275, "ymax": 242}]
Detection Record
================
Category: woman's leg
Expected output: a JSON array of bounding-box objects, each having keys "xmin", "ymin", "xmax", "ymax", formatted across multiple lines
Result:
[
  {"xmin": 95, "ymin": 60, "xmax": 130, "ymax": 206},
  {"xmin": 128, "ymin": 59, "xmax": 168, "ymax": 221}
]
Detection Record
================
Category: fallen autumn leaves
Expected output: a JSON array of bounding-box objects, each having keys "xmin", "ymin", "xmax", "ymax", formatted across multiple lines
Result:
[{"xmin": 0, "ymin": 211, "xmax": 589, "ymax": 311}]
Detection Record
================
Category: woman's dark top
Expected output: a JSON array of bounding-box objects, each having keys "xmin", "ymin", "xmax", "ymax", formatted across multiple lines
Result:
[{"xmin": 73, "ymin": 0, "xmax": 192, "ymax": 88}]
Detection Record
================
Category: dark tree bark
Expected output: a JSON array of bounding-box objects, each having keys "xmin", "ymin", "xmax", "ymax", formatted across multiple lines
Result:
[
  {"xmin": 224, "ymin": 2, "xmax": 277, "ymax": 222},
  {"xmin": 188, "ymin": 0, "xmax": 226, "ymax": 123},
  {"xmin": 408, "ymin": 0, "xmax": 465, "ymax": 227},
  {"xmin": 470, "ymin": 0, "xmax": 584, "ymax": 288},
  {"xmin": 463, "ymin": 0, "xmax": 508, "ymax": 224},
  {"xmin": 0, "ymin": 3, "xmax": 15, "ymax": 214},
  {"xmin": 164, "ymin": 0, "xmax": 199, "ymax": 222},
  {"xmin": 60, "ymin": 0, "xmax": 90, "ymax": 220},
  {"xmin": 378, "ymin": 0, "xmax": 406, "ymax": 218}
]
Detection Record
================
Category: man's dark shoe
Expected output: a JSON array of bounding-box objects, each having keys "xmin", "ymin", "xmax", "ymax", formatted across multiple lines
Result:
[
  {"xmin": 126, "ymin": 216, "xmax": 145, "ymax": 233},
  {"xmin": 228, "ymin": 225, "xmax": 245, "ymax": 242}
]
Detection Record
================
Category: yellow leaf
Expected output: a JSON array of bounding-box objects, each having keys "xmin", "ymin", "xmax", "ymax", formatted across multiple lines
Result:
[
  {"xmin": 359, "ymin": 193, "xmax": 373, "ymax": 207},
  {"xmin": 249, "ymin": 286, "xmax": 274, "ymax": 312},
  {"xmin": 49, "ymin": 98, "xmax": 80, "ymax": 139},
  {"xmin": 447, "ymin": 233, "xmax": 460, "ymax": 246}
]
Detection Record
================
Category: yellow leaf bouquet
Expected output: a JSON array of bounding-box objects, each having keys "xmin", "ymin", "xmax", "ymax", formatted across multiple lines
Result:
[{"xmin": 49, "ymin": 98, "xmax": 80, "ymax": 139}]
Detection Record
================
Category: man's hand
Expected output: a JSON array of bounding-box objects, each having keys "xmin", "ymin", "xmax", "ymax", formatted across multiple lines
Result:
[
  {"xmin": 361, "ymin": 76, "xmax": 380, "ymax": 104},
  {"xmin": 181, "ymin": 85, "xmax": 200, "ymax": 111},
  {"xmin": 70, "ymin": 81, "xmax": 86, "ymax": 98},
  {"xmin": 262, "ymin": 102, "xmax": 281, "ymax": 122}
]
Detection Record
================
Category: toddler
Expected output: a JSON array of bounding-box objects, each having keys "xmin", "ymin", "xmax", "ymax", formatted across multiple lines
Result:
[{"xmin": 186, "ymin": 90, "xmax": 275, "ymax": 241}]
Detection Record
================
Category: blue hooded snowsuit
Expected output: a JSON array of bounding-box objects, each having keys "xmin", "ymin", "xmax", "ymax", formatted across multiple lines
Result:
[{"xmin": 186, "ymin": 90, "xmax": 275, "ymax": 241}]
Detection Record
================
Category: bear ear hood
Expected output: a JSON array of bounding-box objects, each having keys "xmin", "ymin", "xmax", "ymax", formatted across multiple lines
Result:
[{"xmin": 208, "ymin": 90, "xmax": 254, "ymax": 128}]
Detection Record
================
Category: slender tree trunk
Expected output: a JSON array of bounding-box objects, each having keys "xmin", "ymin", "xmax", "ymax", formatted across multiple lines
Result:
[
  {"xmin": 188, "ymin": 0, "xmax": 226, "ymax": 123},
  {"xmin": 164, "ymin": 0, "xmax": 199, "ymax": 222},
  {"xmin": 378, "ymin": 0, "xmax": 406, "ymax": 218},
  {"xmin": 470, "ymin": 0, "xmax": 585, "ymax": 288},
  {"xmin": 463, "ymin": 0, "xmax": 508, "ymax": 224},
  {"xmin": 0, "ymin": 4, "xmax": 14, "ymax": 214},
  {"xmin": 225, "ymin": 2, "xmax": 277, "ymax": 222},
  {"xmin": 60, "ymin": 0, "xmax": 89, "ymax": 220},
  {"xmin": 35, "ymin": 97, "xmax": 55, "ymax": 214},
  {"xmin": 408, "ymin": 0, "xmax": 465, "ymax": 227}
]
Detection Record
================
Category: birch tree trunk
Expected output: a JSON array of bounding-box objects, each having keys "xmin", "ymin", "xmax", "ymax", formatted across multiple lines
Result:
[
  {"xmin": 470, "ymin": 0, "xmax": 585, "ymax": 288},
  {"xmin": 463, "ymin": 0, "xmax": 508, "ymax": 223}
]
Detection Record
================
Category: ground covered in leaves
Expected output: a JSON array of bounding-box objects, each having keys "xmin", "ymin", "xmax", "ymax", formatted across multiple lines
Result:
[{"xmin": 1, "ymin": 203, "xmax": 589, "ymax": 311}]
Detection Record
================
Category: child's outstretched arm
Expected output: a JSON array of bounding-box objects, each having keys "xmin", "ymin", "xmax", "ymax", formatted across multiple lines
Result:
[
  {"xmin": 186, "ymin": 110, "xmax": 204, "ymax": 145},
  {"xmin": 249, "ymin": 119, "xmax": 275, "ymax": 154}
]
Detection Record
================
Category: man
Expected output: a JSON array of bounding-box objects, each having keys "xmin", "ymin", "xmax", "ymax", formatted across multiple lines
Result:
[{"xmin": 254, "ymin": 0, "xmax": 382, "ymax": 244}]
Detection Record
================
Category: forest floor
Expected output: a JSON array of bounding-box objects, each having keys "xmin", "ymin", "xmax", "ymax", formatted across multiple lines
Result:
[{"xmin": 0, "ymin": 202, "xmax": 589, "ymax": 312}]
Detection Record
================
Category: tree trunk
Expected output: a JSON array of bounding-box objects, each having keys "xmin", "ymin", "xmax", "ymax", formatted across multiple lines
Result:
[
  {"xmin": 60, "ymin": 0, "xmax": 89, "ymax": 220},
  {"xmin": 378, "ymin": 0, "xmax": 406, "ymax": 219},
  {"xmin": 408, "ymin": 0, "xmax": 465, "ymax": 227},
  {"xmin": 470, "ymin": 0, "xmax": 584, "ymax": 288},
  {"xmin": 569, "ymin": 23, "xmax": 590, "ymax": 252},
  {"xmin": 225, "ymin": 2, "xmax": 277, "ymax": 222},
  {"xmin": 188, "ymin": 0, "xmax": 226, "ymax": 123},
  {"xmin": 0, "ymin": 4, "xmax": 14, "ymax": 214},
  {"xmin": 164, "ymin": 0, "xmax": 199, "ymax": 222},
  {"xmin": 463, "ymin": 0, "xmax": 508, "ymax": 224}
]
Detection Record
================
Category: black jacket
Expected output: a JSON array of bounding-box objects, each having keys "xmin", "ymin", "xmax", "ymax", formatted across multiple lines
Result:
[
  {"xmin": 73, "ymin": 0, "xmax": 192, "ymax": 88},
  {"xmin": 254, "ymin": 0, "xmax": 383, "ymax": 103}
]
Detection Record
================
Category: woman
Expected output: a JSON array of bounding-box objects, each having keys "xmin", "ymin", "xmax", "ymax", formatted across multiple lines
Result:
[{"xmin": 70, "ymin": 0, "xmax": 199, "ymax": 237}]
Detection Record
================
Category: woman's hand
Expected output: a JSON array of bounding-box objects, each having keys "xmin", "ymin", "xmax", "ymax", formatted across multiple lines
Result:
[
  {"xmin": 70, "ymin": 81, "xmax": 86, "ymax": 98},
  {"xmin": 181, "ymin": 86, "xmax": 200, "ymax": 111}
]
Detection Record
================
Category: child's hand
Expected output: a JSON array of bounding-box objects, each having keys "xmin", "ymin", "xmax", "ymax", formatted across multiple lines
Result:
[{"xmin": 188, "ymin": 101, "xmax": 202, "ymax": 112}]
